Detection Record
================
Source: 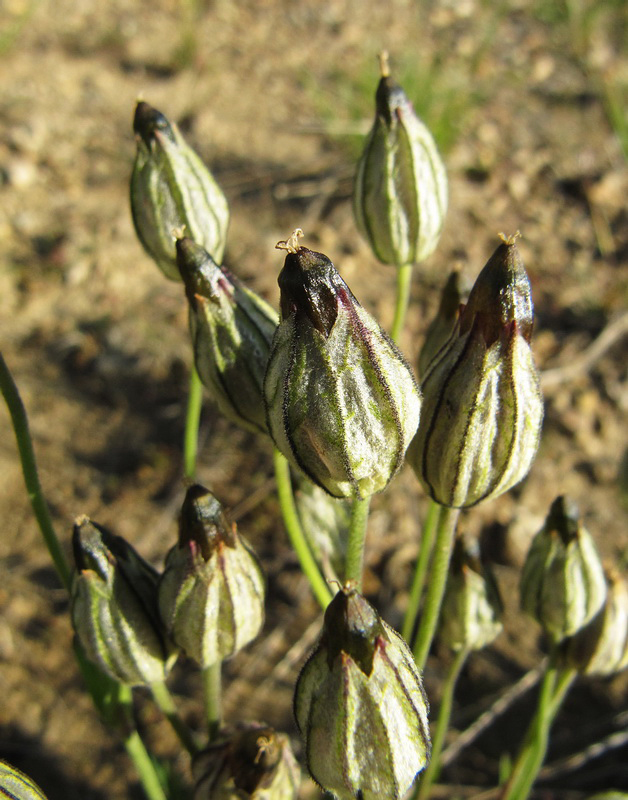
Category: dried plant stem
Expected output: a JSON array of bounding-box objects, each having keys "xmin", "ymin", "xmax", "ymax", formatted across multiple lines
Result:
[
  {"xmin": 184, "ymin": 365, "xmax": 203, "ymax": 479},
  {"xmin": 501, "ymin": 652, "xmax": 577, "ymax": 800},
  {"xmin": 0, "ymin": 351, "xmax": 71, "ymax": 590},
  {"xmin": 272, "ymin": 449, "xmax": 332, "ymax": 609},
  {"xmin": 202, "ymin": 662, "xmax": 222, "ymax": 741},
  {"xmin": 412, "ymin": 505, "xmax": 460, "ymax": 671},
  {"xmin": 416, "ymin": 647, "xmax": 469, "ymax": 800},
  {"xmin": 151, "ymin": 681, "xmax": 199, "ymax": 755},
  {"xmin": 390, "ymin": 262, "xmax": 414, "ymax": 343},
  {"xmin": 344, "ymin": 496, "xmax": 371, "ymax": 589},
  {"xmin": 402, "ymin": 499, "xmax": 440, "ymax": 643}
]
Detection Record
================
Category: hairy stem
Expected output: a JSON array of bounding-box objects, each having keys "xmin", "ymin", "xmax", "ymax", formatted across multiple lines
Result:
[
  {"xmin": 390, "ymin": 262, "xmax": 414, "ymax": 343},
  {"xmin": 344, "ymin": 496, "xmax": 371, "ymax": 589},
  {"xmin": 184, "ymin": 365, "xmax": 203, "ymax": 479},
  {"xmin": 402, "ymin": 499, "xmax": 440, "ymax": 643},
  {"xmin": 151, "ymin": 680, "xmax": 199, "ymax": 755}
]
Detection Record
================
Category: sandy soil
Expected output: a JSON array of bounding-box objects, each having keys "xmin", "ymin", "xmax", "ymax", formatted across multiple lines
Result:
[{"xmin": 1, "ymin": 1, "xmax": 627, "ymax": 798}]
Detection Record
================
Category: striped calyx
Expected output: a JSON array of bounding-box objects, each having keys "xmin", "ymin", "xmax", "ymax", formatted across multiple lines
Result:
[
  {"xmin": 439, "ymin": 535, "xmax": 503, "ymax": 652},
  {"xmin": 71, "ymin": 517, "xmax": 176, "ymax": 686},
  {"xmin": 520, "ymin": 496, "xmax": 608, "ymax": 643},
  {"xmin": 353, "ymin": 54, "xmax": 447, "ymax": 266},
  {"xmin": 294, "ymin": 584, "xmax": 430, "ymax": 800},
  {"xmin": 408, "ymin": 236, "xmax": 544, "ymax": 508},
  {"xmin": 130, "ymin": 101, "xmax": 229, "ymax": 280},
  {"xmin": 192, "ymin": 724, "xmax": 301, "ymax": 800},
  {"xmin": 158, "ymin": 485, "xmax": 265, "ymax": 669},
  {"xmin": 0, "ymin": 762, "xmax": 49, "ymax": 800},
  {"xmin": 176, "ymin": 237, "xmax": 278, "ymax": 434},
  {"xmin": 264, "ymin": 235, "xmax": 421, "ymax": 499}
]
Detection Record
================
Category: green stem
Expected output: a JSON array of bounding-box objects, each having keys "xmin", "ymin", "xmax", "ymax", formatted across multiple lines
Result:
[
  {"xmin": 184, "ymin": 365, "xmax": 203, "ymax": 479},
  {"xmin": 272, "ymin": 449, "xmax": 333, "ymax": 609},
  {"xmin": 402, "ymin": 499, "xmax": 440, "ymax": 643},
  {"xmin": 119, "ymin": 686, "xmax": 167, "ymax": 800},
  {"xmin": 416, "ymin": 647, "xmax": 469, "ymax": 800},
  {"xmin": 150, "ymin": 681, "xmax": 199, "ymax": 755},
  {"xmin": 412, "ymin": 505, "xmax": 460, "ymax": 671},
  {"xmin": 501, "ymin": 654, "xmax": 577, "ymax": 800},
  {"xmin": 344, "ymin": 496, "xmax": 371, "ymax": 589},
  {"xmin": 390, "ymin": 263, "xmax": 414, "ymax": 343},
  {"xmin": 202, "ymin": 662, "xmax": 222, "ymax": 741},
  {"xmin": 0, "ymin": 351, "xmax": 71, "ymax": 591}
]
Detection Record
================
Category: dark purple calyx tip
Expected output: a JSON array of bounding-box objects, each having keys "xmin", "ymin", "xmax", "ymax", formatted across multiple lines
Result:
[{"xmin": 133, "ymin": 101, "xmax": 176, "ymax": 148}]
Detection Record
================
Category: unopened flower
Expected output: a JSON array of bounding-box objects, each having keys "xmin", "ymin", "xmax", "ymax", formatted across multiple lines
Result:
[
  {"xmin": 158, "ymin": 484, "xmax": 265, "ymax": 668},
  {"xmin": 353, "ymin": 52, "xmax": 447, "ymax": 266},
  {"xmin": 130, "ymin": 101, "xmax": 229, "ymax": 280},
  {"xmin": 408, "ymin": 234, "xmax": 544, "ymax": 508},
  {"xmin": 192, "ymin": 723, "xmax": 300, "ymax": 800},
  {"xmin": 520, "ymin": 497, "xmax": 607, "ymax": 643},
  {"xmin": 564, "ymin": 565, "xmax": 628, "ymax": 676},
  {"xmin": 294, "ymin": 583, "xmax": 430, "ymax": 800},
  {"xmin": 439, "ymin": 534, "xmax": 502, "ymax": 652},
  {"xmin": 0, "ymin": 761, "xmax": 49, "ymax": 800},
  {"xmin": 264, "ymin": 230, "xmax": 421, "ymax": 499},
  {"xmin": 418, "ymin": 269, "xmax": 466, "ymax": 379},
  {"xmin": 71, "ymin": 516, "xmax": 176, "ymax": 686},
  {"xmin": 176, "ymin": 237, "xmax": 277, "ymax": 434}
]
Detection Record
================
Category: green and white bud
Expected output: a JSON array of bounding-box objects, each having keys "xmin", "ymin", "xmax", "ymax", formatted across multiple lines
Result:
[
  {"xmin": 294, "ymin": 583, "xmax": 430, "ymax": 800},
  {"xmin": 408, "ymin": 235, "xmax": 544, "ymax": 507},
  {"xmin": 353, "ymin": 52, "xmax": 448, "ymax": 266},
  {"xmin": 520, "ymin": 497, "xmax": 607, "ymax": 643},
  {"xmin": 295, "ymin": 477, "xmax": 351, "ymax": 582},
  {"xmin": 192, "ymin": 724, "xmax": 301, "ymax": 800},
  {"xmin": 71, "ymin": 517, "xmax": 176, "ymax": 686},
  {"xmin": 177, "ymin": 237, "xmax": 278, "ymax": 434},
  {"xmin": 0, "ymin": 762, "xmax": 49, "ymax": 800},
  {"xmin": 264, "ymin": 230, "xmax": 421, "ymax": 499},
  {"xmin": 158, "ymin": 485, "xmax": 265, "ymax": 668},
  {"xmin": 130, "ymin": 101, "xmax": 229, "ymax": 280},
  {"xmin": 439, "ymin": 534, "xmax": 503, "ymax": 652},
  {"xmin": 418, "ymin": 269, "xmax": 466, "ymax": 379}
]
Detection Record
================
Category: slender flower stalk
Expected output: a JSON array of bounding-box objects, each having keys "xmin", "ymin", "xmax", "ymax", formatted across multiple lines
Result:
[
  {"xmin": 150, "ymin": 681, "xmax": 200, "ymax": 755},
  {"xmin": 120, "ymin": 683, "xmax": 168, "ymax": 800},
  {"xmin": 273, "ymin": 449, "xmax": 333, "ymax": 609},
  {"xmin": 0, "ymin": 352, "xmax": 71, "ymax": 591},
  {"xmin": 412, "ymin": 505, "xmax": 459, "ymax": 671},
  {"xmin": 416, "ymin": 646, "xmax": 469, "ymax": 800},
  {"xmin": 390, "ymin": 262, "xmax": 414, "ymax": 343},
  {"xmin": 202, "ymin": 662, "xmax": 222, "ymax": 741},
  {"xmin": 402, "ymin": 499, "xmax": 440, "ymax": 643},
  {"xmin": 344, "ymin": 496, "xmax": 371, "ymax": 588},
  {"xmin": 183, "ymin": 366, "xmax": 204, "ymax": 479}
]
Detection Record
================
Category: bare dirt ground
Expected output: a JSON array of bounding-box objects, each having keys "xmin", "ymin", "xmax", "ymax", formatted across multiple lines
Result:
[{"xmin": 1, "ymin": 1, "xmax": 627, "ymax": 798}]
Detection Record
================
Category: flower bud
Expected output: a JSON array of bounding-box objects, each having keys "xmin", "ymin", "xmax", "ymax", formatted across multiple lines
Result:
[
  {"xmin": 264, "ymin": 231, "xmax": 421, "ymax": 499},
  {"xmin": 71, "ymin": 517, "xmax": 176, "ymax": 686},
  {"xmin": 158, "ymin": 484, "xmax": 265, "ymax": 668},
  {"xmin": 130, "ymin": 101, "xmax": 229, "ymax": 280},
  {"xmin": 0, "ymin": 762, "xmax": 48, "ymax": 800},
  {"xmin": 564, "ymin": 566, "xmax": 628, "ymax": 677},
  {"xmin": 520, "ymin": 497, "xmax": 607, "ymax": 643},
  {"xmin": 353, "ymin": 53, "xmax": 447, "ymax": 266},
  {"xmin": 176, "ymin": 237, "xmax": 278, "ymax": 434},
  {"xmin": 192, "ymin": 724, "xmax": 300, "ymax": 800},
  {"xmin": 417, "ymin": 269, "xmax": 466, "ymax": 379},
  {"xmin": 295, "ymin": 477, "xmax": 351, "ymax": 582},
  {"xmin": 294, "ymin": 583, "xmax": 430, "ymax": 800},
  {"xmin": 408, "ymin": 235, "xmax": 544, "ymax": 507},
  {"xmin": 439, "ymin": 534, "xmax": 502, "ymax": 652}
]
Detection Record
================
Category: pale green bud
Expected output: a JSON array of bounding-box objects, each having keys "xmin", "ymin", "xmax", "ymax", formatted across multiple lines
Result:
[
  {"xmin": 158, "ymin": 485, "xmax": 265, "ymax": 668},
  {"xmin": 408, "ymin": 235, "xmax": 544, "ymax": 507},
  {"xmin": 294, "ymin": 584, "xmax": 430, "ymax": 800},
  {"xmin": 71, "ymin": 517, "xmax": 176, "ymax": 686},
  {"xmin": 520, "ymin": 497, "xmax": 607, "ymax": 643},
  {"xmin": 295, "ymin": 477, "xmax": 351, "ymax": 582},
  {"xmin": 177, "ymin": 237, "xmax": 278, "ymax": 434},
  {"xmin": 130, "ymin": 101, "xmax": 229, "ymax": 280},
  {"xmin": 264, "ymin": 232, "xmax": 421, "ymax": 499},
  {"xmin": 439, "ymin": 535, "xmax": 502, "ymax": 652},
  {"xmin": 418, "ymin": 269, "xmax": 466, "ymax": 379},
  {"xmin": 192, "ymin": 724, "xmax": 301, "ymax": 800},
  {"xmin": 353, "ymin": 53, "xmax": 447, "ymax": 266},
  {"xmin": 565, "ymin": 565, "xmax": 628, "ymax": 676},
  {"xmin": 0, "ymin": 762, "xmax": 49, "ymax": 800}
]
